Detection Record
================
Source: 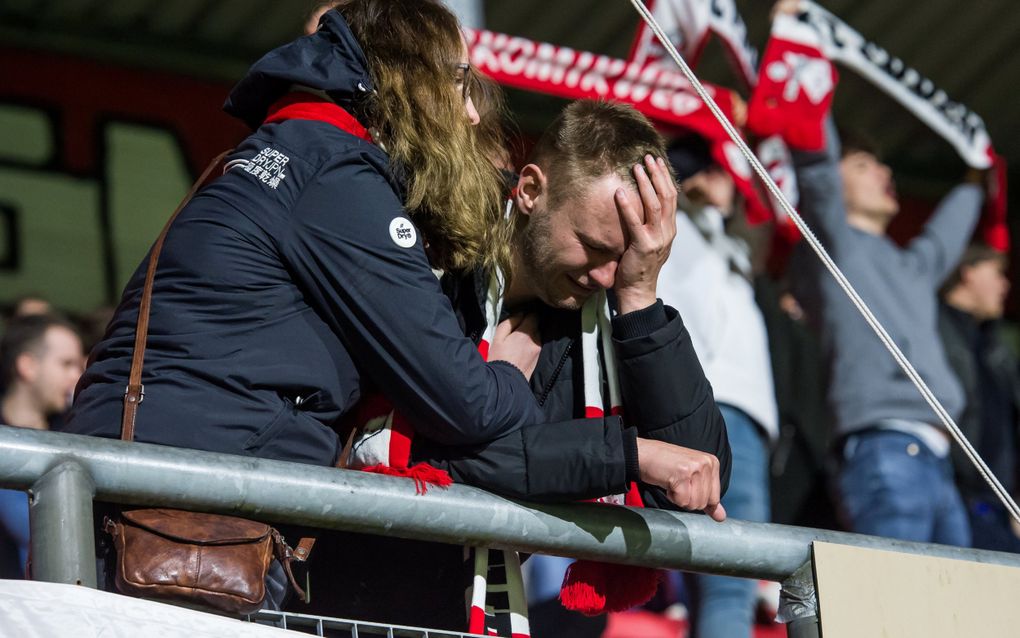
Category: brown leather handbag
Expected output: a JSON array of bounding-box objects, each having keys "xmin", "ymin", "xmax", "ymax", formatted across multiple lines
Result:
[{"xmin": 106, "ymin": 150, "xmax": 313, "ymax": 615}]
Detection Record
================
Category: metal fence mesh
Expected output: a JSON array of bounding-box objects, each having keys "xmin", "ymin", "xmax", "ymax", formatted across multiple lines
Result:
[{"xmin": 248, "ymin": 609, "xmax": 488, "ymax": 638}]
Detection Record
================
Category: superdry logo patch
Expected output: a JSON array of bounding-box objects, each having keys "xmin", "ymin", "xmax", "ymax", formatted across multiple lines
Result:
[
  {"xmin": 389, "ymin": 217, "xmax": 416, "ymax": 248},
  {"xmin": 242, "ymin": 147, "xmax": 290, "ymax": 189}
]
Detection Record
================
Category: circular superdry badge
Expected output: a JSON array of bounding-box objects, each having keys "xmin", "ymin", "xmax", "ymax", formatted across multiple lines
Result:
[{"xmin": 389, "ymin": 217, "xmax": 417, "ymax": 248}]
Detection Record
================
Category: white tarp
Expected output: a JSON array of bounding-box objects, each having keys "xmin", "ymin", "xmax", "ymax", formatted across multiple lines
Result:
[{"xmin": 0, "ymin": 580, "xmax": 304, "ymax": 638}]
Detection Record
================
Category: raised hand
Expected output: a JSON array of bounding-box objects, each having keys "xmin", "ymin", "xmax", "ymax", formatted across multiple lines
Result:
[{"xmin": 614, "ymin": 155, "xmax": 679, "ymax": 315}]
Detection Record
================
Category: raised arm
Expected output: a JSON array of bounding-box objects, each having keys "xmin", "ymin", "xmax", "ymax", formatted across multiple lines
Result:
[
  {"xmin": 790, "ymin": 118, "xmax": 856, "ymax": 253},
  {"xmin": 906, "ymin": 181, "xmax": 984, "ymax": 285}
]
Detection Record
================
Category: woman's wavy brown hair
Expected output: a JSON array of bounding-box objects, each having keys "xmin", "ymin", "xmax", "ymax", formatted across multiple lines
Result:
[{"xmin": 335, "ymin": 0, "xmax": 511, "ymax": 276}]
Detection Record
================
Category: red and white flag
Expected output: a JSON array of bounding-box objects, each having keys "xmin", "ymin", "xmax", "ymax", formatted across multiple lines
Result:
[{"xmin": 747, "ymin": 13, "xmax": 837, "ymax": 152}]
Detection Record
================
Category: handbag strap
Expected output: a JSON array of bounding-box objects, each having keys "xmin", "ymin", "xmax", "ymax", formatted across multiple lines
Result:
[
  {"xmin": 120, "ymin": 149, "xmax": 233, "ymax": 442},
  {"xmin": 117, "ymin": 149, "xmax": 319, "ymax": 591}
]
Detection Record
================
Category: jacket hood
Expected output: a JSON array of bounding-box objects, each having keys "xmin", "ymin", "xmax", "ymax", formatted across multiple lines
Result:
[{"xmin": 224, "ymin": 10, "xmax": 374, "ymax": 130}]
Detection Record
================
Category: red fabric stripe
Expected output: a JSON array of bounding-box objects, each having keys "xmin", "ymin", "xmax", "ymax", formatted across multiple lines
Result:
[
  {"xmin": 624, "ymin": 481, "xmax": 644, "ymax": 507},
  {"xmin": 609, "ymin": 406, "xmax": 622, "ymax": 417},
  {"xmin": 478, "ymin": 339, "xmax": 490, "ymax": 361},
  {"xmin": 389, "ymin": 412, "xmax": 413, "ymax": 467},
  {"xmin": 264, "ymin": 92, "xmax": 373, "ymax": 142},
  {"xmin": 468, "ymin": 605, "xmax": 486, "ymax": 634},
  {"xmin": 584, "ymin": 406, "xmax": 604, "ymax": 418},
  {"xmin": 981, "ymin": 150, "xmax": 1010, "ymax": 252},
  {"xmin": 512, "ymin": 634, "xmax": 530, "ymax": 638}
]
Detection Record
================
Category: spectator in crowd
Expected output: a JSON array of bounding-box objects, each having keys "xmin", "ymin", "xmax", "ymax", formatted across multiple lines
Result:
[
  {"xmin": 64, "ymin": 1, "xmax": 727, "ymax": 628},
  {"xmin": 757, "ymin": 277, "xmax": 835, "ymax": 532},
  {"xmin": 789, "ymin": 118, "xmax": 983, "ymax": 546},
  {"xmin": 656, "ymin": 133, "xmax": 777, "ymax": 638},
  {"xmin": 67, "ymin": 0, "xmax": 544, "ymax": 484},
  {"xmin": 939, "ymin": 244, "xmax": 1020, "ymax": 552},
  {"xmin": 0, "ymin": 314, "xmax": 85, "ymax": 577},
  {"xmin": 315, "ymin": 99, "xmax": 730, "ymax": 633},
  {"xmin": 1, "ymin": 294, "xmax": 52, "ymax": 327}
]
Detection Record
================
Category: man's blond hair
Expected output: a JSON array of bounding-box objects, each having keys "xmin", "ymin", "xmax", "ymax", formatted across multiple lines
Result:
[{"xmin": 528, "ymin": 100, "xmax": 673, "ymax": 209}]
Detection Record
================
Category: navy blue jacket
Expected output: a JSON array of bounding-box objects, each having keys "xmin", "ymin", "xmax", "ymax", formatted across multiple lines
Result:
[{"xmin": 65, "ymin": 11, "xmax": 544, "ymax": 464}]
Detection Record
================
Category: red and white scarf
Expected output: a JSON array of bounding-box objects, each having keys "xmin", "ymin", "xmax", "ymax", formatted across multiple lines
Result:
[{"xmin": 349, "ymin": 270, "xmax": 662, "ymax": 634}]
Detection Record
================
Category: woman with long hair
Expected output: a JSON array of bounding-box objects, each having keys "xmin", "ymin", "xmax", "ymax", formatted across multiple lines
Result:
[
  {"xmin": 67, "ymin": 0, "xmax": 539, "ymax": 469},
  {"xmin": 63, "ymin": 1, "xmax": 549, "ymax": 618}
]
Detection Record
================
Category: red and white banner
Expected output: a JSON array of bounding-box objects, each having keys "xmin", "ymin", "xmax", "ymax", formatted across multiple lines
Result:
[
  {"xmin": 756, "ymin": 134, "xmax": 802, "ymax": 242},
  {"xmin": 465, "ymin": 27, "xmax": 734, "ymax": 135},
  {"xmin": 465, "ymin": 25, "xmax": 774, "ymax": 224}
]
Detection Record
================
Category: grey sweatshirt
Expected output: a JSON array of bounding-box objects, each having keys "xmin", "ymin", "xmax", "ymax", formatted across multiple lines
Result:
[{"xmin": 790, "ymin": 121, "xmax": 982, "ymax": 437}]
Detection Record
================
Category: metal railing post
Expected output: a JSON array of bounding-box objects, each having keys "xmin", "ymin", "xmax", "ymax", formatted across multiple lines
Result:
[
  {"xmin": 29, "ymin": 460, "xmax": 97, "ymax": 587},
  {"xmin": 778, "ymin": 560, "xmax": 819, "ymax": 638}
]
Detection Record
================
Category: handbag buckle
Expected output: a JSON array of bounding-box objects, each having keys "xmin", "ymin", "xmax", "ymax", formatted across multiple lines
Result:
[{"xmin": 124, "ymin": 384, "xmax": 145, "ymax": 405}]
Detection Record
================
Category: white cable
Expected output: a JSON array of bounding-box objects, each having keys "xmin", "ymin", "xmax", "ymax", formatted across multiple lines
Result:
[{"xmin": 628, "ymin": 0, "xmax": 1020, "ymax": 525}]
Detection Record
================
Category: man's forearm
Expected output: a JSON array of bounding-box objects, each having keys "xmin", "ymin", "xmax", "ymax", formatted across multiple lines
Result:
[{"xmin": 412, "ymin": 416, "xmax": 637, "ymax": 502}]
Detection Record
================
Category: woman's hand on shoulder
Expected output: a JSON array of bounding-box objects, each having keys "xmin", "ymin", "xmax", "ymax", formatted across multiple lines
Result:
[{"xmin": 488, "ymin": 312, "xmax": 541, "ymax": 380}]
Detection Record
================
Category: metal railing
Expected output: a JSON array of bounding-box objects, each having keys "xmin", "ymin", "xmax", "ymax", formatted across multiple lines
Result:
[{"xmin": 4, "ymin": 425, "xmax": 1020, "ymax": 637}]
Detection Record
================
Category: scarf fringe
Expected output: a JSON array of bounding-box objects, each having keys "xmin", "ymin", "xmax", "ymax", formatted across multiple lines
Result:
[
  {"xmin": 360, "ymin": 463, "xmax": 453, "ymax": 495},
  {"xmin": 559, "ymin": 560, "xmax": 663, "ymax": 616}
]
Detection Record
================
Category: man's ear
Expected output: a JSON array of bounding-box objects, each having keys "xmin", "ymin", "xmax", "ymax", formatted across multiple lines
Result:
[
  {"xmin": 15, "ymin": 352, "xmax": 39, "ymax": 385},
  {"xmin": 515, "ymin": 164, "xmax": 547, "ymax": 217}
]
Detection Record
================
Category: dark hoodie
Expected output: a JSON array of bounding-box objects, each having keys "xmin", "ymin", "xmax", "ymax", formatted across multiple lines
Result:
[{"xmin": 65, "ymin": 10, "xmax": 545, "ymax": 464}]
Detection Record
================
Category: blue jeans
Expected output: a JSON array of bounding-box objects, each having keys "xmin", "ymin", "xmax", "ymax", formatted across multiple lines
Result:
[
  {"xmin": 838, "ymin": 430, "xmax": 970, "ymax": 546},
  {"xmin": 692, "ymin": 405, "xmax": 769, "ymax": 638},
  {"xmin": 524, "ymin": 554, "xmax": 572, "ymax": 603}
]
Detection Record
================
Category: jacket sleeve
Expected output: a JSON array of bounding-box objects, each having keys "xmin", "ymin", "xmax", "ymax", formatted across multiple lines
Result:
[
  {"xmin": 905, "ymin": 183, "xmax": 983, "ymax": 286},
  {"xmin": 413, "ymin": 416, "xmax": 636, "ymax": 502},
  {"xmin": 279, "ymin": 152, "xmax": 543, "ymax": 446},
  {"xmin": 611, "ymin": 301, "xmax": 732, "ymax": 509}
]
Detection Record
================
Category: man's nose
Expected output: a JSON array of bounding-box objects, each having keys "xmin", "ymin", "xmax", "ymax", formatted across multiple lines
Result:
[{"xmin": 588, "ymin": 261, "xmax": 618, "ymax": 290}]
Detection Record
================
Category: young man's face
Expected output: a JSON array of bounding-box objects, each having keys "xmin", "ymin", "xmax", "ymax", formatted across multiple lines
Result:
[
  {"xmin": 962, "ymin": 258, "xmax": 1010, "ymax": 320},
  {"xmin": 21, "ymin": 326, "xmax": 84, "ymax": 415},
  {"xmin": 514, "ymin": 170, "xmax": 633, "ymax": 310},
  {"xmin": 680, "ymin": 165, "xmax": 735, "ymax": 213},
  {"xmin": 839, "ymin": 150, "xmax": 899, "ymax": 221}
]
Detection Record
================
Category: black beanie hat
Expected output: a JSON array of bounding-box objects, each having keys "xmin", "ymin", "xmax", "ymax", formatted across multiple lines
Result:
[{"xmin": 666, "ymin": 134, "xmax": 716, "ymax": 182}]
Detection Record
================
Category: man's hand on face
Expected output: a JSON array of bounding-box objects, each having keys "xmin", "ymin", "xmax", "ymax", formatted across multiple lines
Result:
[
  {"xmin": 635, "ymin": 438, "xmax": 726, "ymax": 522},
  {"xmin": 613, "ymin": 155, "xmax": 679, "ymax": 315},
  {"xmin": 488, "ymin": 312, "xmax": 542, "ymax": 380}
]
